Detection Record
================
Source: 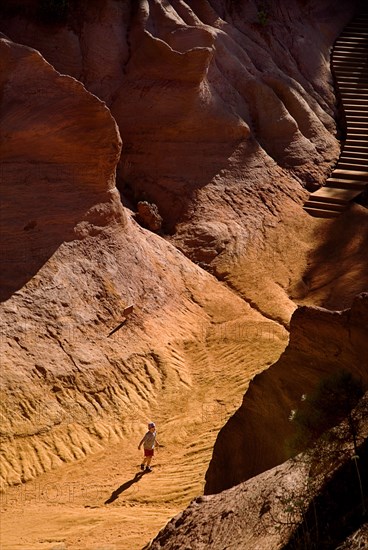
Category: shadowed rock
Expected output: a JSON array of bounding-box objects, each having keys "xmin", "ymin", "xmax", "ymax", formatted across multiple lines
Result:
[{"xmin": 0, "ymin": 35, "xmax": 124, "ymax": 301}]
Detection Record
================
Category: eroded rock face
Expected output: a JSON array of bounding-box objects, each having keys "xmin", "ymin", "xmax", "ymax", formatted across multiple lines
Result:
[
  {"xmin": 147, "ymin": 458, "xmax": 311, "ymax": 550},
  {"xmin": 0, "ymin": 34, "xmax": 124, "ymax": 301},
  {"xmin": 1, "ymin": 0, "xmax": 363, "ymax": 326},
  {"xmin": 0, "ymin": 36, "xmax": 288, "ymax": 491},
  {"xmin": 204, "ymin": 293, "xmax": 368, "ymax": 495},
  {"xmin": 0, "ymin": 0, "xmax": 353, "ymax": 234},
  {"xmin": 148, "ymin": 410, "xmax": 368, "ymax": 550}
]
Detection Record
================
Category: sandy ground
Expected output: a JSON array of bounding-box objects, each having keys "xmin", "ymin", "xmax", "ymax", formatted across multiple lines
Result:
[{"xmin": 1, "ymin": 316, "xmax": 287, "ymax": 550}]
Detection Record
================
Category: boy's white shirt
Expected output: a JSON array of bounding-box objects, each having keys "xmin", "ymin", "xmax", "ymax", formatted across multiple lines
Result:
[{"xmin": 139, "ymin": 430, "xmax": 159, "ymax": 449}]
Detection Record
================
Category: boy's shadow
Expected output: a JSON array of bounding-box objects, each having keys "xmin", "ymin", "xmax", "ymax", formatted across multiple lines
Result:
[{"xmin": 104, "ymin": 471, "xmax": 145, "ymax": 504}]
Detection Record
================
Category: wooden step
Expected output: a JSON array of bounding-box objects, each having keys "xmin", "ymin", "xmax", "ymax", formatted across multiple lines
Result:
[
  {"xmin": 326, "ymin": 179, "xmax": 368, "ymax": 190},
  {"xmin": 339, "ymin": 29, "xmax": 368, "ymax": 34},
  {"xmin": 338, "ymin": 81, "xmax": 368, "ymax": 87},
  {"xmin": 345, "ymin": 116, "xmax": 368, "ymax": 122},
  {"xmin": 341, "ymin": 96, "xmax": 367, "ymax": 101},
  {"xmin": 310, "ymin": 187, "xmax": 365, "ymax": 203},
  {"xmin": 345, "ymin": 118, "xmax": 368, "ymax": 124},
  {"xmin": 308, "ymin": 194, "xmax": 346, "ymax": 205},
  {"xmin": 334, "ymin": 68, "xmax": 368, "ymax": 74},
  {"xmin": 341, "ymin": 94, "xmax": 368, "ymax": 100},
  {"xmin": 334, "ymin": 42, "xmax": 368, "ymax": 48},
  {"xmin": 338, "ymin": 32, "xmax": 368, "ymax": 35},
  {"xmin": 334, "ymin": 48, "xmax": 368, "ymax": 54},
  {"xmin": 333, "ymin": 54, "xmax": 367, "ymax": 59},
  {"xmin": 327, "ymin": 175, "xmax": 368, "ymax": 184},
  {"xmin": 339, "ymin": 149, "xmax": 368, "ymax": 156},
  {"xmin": 333, "ymin": 52, "xmax": 368, "ymax": 58},
  {"xmin": 339, "ymin": 160, "xmax": 368, "ymax": 167},
  {"xmin": 345, "ymin": 112, "xmax": 368, "ymax": 117},
  {"xmin": 334, "ymin": 55, "xmax": 368, "ymax": 60},
  {"xmin": 335, "ymin": 162, "xmax": 368, "ymax": 168},
  {"xmin": 333, "ymin": 66, "xmax": 368, "ymax": 72},
  {"xmin": 345, "ymin": 27, "xmax": 368, "ymax": 32},
  {"xmin": 338, "ymin": 158, "xmax": 368, "ymax": 167},
  {"xmin": 346, "ymin": 127, "xmax": 368, "ymax": 134},
  {"xmin": 337, "ymin": 39, "xmax": 368, "ymax": 46},
  {"xmin": 346, "ymin": 118, "xmax": 368, "ymax": 123},
  {"xmin": 341, "ymin": 30, "xmax": 368, "ymax": 36},
  {"xmin": 304, "ymin": 200, "xmax": 347, "ymax": 212},
  {"xmin": 345, "ymin": 134, "xmax": 368, "ymax": 139},
  {"xmin": 336, "ymin": 46, "xmax": 368, "ymax": 52},
  {"xmin": 337, "ymin": 91, "xmax": 368, "ymax": 96},
  {"xmin": 333, "ymin": 64, "xmax": 367, "ymax": 70},
  {"xmin": 344, "ymin": 109, "xmax": 368, "ymax": 115},
  {"xmin": 337, "ymin": 156, "xmax": 368, "ymax": 164},
  {"xmin": 346, "ymin": 127, "xmax": 368, "ymax": 133},
  {"xmin": 347, "ymin": 19, "xmax": 368, "ymax": 24},
  {"xmin": 332, "ymin": 169, "xmax": 368, "ymax": 180},
  {"xmin": 303, "ymin": 207, "xmax": 340, "ymax": 218},
  {"xmin": 345, "ymin": 114, "xmax": 368, "ymax": 119},
  {"xmin": 335, "ymin": 74, "xmax": 368, "ymax": 81},
  {"xmin": 343, "ymin": 101, "xmax": 368, "ymax": 107},
  {"xmin": 346, "ymin": 120, "xmax": 368, "ymax": 125},
  {"xmin": 339, "ymin": 74, "xmax": 368, "ymax": 79},
  {"xmin": 335, "ymin": 71, "xmax": 368, "ymax": 77},
  {"xmin": 342, "ymin": 146, "xmax": 368, "ymax": 154},
  {"xmin": 337, "ymin": 163, "xmax": 368, "ymax": 171},
  {"xmin": 345, "ymin": 136, "xmax": 368, "ymax": 143},
  {"xmin": 338, "ymin": 78, "xmax": 368, "ymax": 84},
  {"xmin": 335, "ymin": 39, "xmax": 368, "ymax": 44},
  {"xmin": 340, "ymin": 152, "xmax": 368, "ymax": 161},
  {"xmin": 333, "ymin": 51, "xmax": 368, "ymax": 58},
  {"xmin": 344, "ymin": 108, "xmax": 368, "ymax": 114}
]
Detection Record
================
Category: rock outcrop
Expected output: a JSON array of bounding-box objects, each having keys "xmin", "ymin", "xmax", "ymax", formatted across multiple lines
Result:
[
  {"xmin": 0, "ymin": 1, "xmax": 352, "ymax": 230},
  {"xmin": 0, "ymin": 33, "xmax": 124, "ymax": 302},
  {"xmin": 205, "ymin": 292, "xmax": 368, "ymax": 495},
  {"xmin": 147, "ymin": 400, "xmax": 368, "ymax": 549}
]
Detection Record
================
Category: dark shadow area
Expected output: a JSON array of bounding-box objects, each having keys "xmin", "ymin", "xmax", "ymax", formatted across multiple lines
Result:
[
  {"xmin": 354, "ymin": 187, "xmax": 368, "ymax": 208},
  {"xmin": 282, "ymin": 438, "xmax": 368, "ymax": 550},
  {"xmin": 104, "ymin": 471, "xmax": 145, "ymax": 504},
  {"xmin": 299, "ymin": 205, "xmax": 368, "ymax": 310},
  {"xmin": 0, "ymin": 161, "xmax": 108, "ymax": 302},
  {"xmin": 116, "ymin": 136, "xmax": 248, "ymax": 235}
]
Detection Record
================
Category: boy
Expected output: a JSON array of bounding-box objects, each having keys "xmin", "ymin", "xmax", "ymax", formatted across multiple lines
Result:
[{"xmin": 138, "ymin": 422, "xmax": 160, "ymax": 472}]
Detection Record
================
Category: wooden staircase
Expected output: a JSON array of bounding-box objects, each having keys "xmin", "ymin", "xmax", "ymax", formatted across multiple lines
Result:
[{"xmin": 304, "ymin": 10, "xmax": 368, "ymax": 218}]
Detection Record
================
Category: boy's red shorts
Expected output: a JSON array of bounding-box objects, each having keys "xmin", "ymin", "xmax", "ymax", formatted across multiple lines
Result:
[{"xmin": 144, "ymin": 449, "xmax": 154, "ymax": 457}]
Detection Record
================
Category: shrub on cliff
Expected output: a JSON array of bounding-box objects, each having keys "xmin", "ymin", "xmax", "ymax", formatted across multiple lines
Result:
[{"xmin": 291, "ymin": 370, "xmax": 365, "ymax": 455}]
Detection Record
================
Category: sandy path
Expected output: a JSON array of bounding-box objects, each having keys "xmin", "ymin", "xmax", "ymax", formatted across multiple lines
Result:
[{"xmin": 1, "ymin": 318, "xmax": 287, "ymax": 550}]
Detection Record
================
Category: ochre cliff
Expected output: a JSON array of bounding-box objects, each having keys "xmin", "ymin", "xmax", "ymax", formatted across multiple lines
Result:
[
  {"xmin": 0, "ymin": 33, "xmax": 124, "ymax": 302},
  {"xmin": 0, "ymin": 1, "xmax": 367, "ymax": 549},
  {"xmin": 205, "ymin": 292, "xmax": 368, "ymax": 495}
]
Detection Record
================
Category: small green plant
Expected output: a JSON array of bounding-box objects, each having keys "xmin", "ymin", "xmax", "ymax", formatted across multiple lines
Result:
[
  {"xmin": 257, "ymin": 8, "xmax": 269, "ymax": 26},
  {"xmin": 291, "ymin": 370, "xmax": 364, "ymax": 455},
  {"xmin": 289, "ymin": 370, "xmax": 366, "ymax": 523}
]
